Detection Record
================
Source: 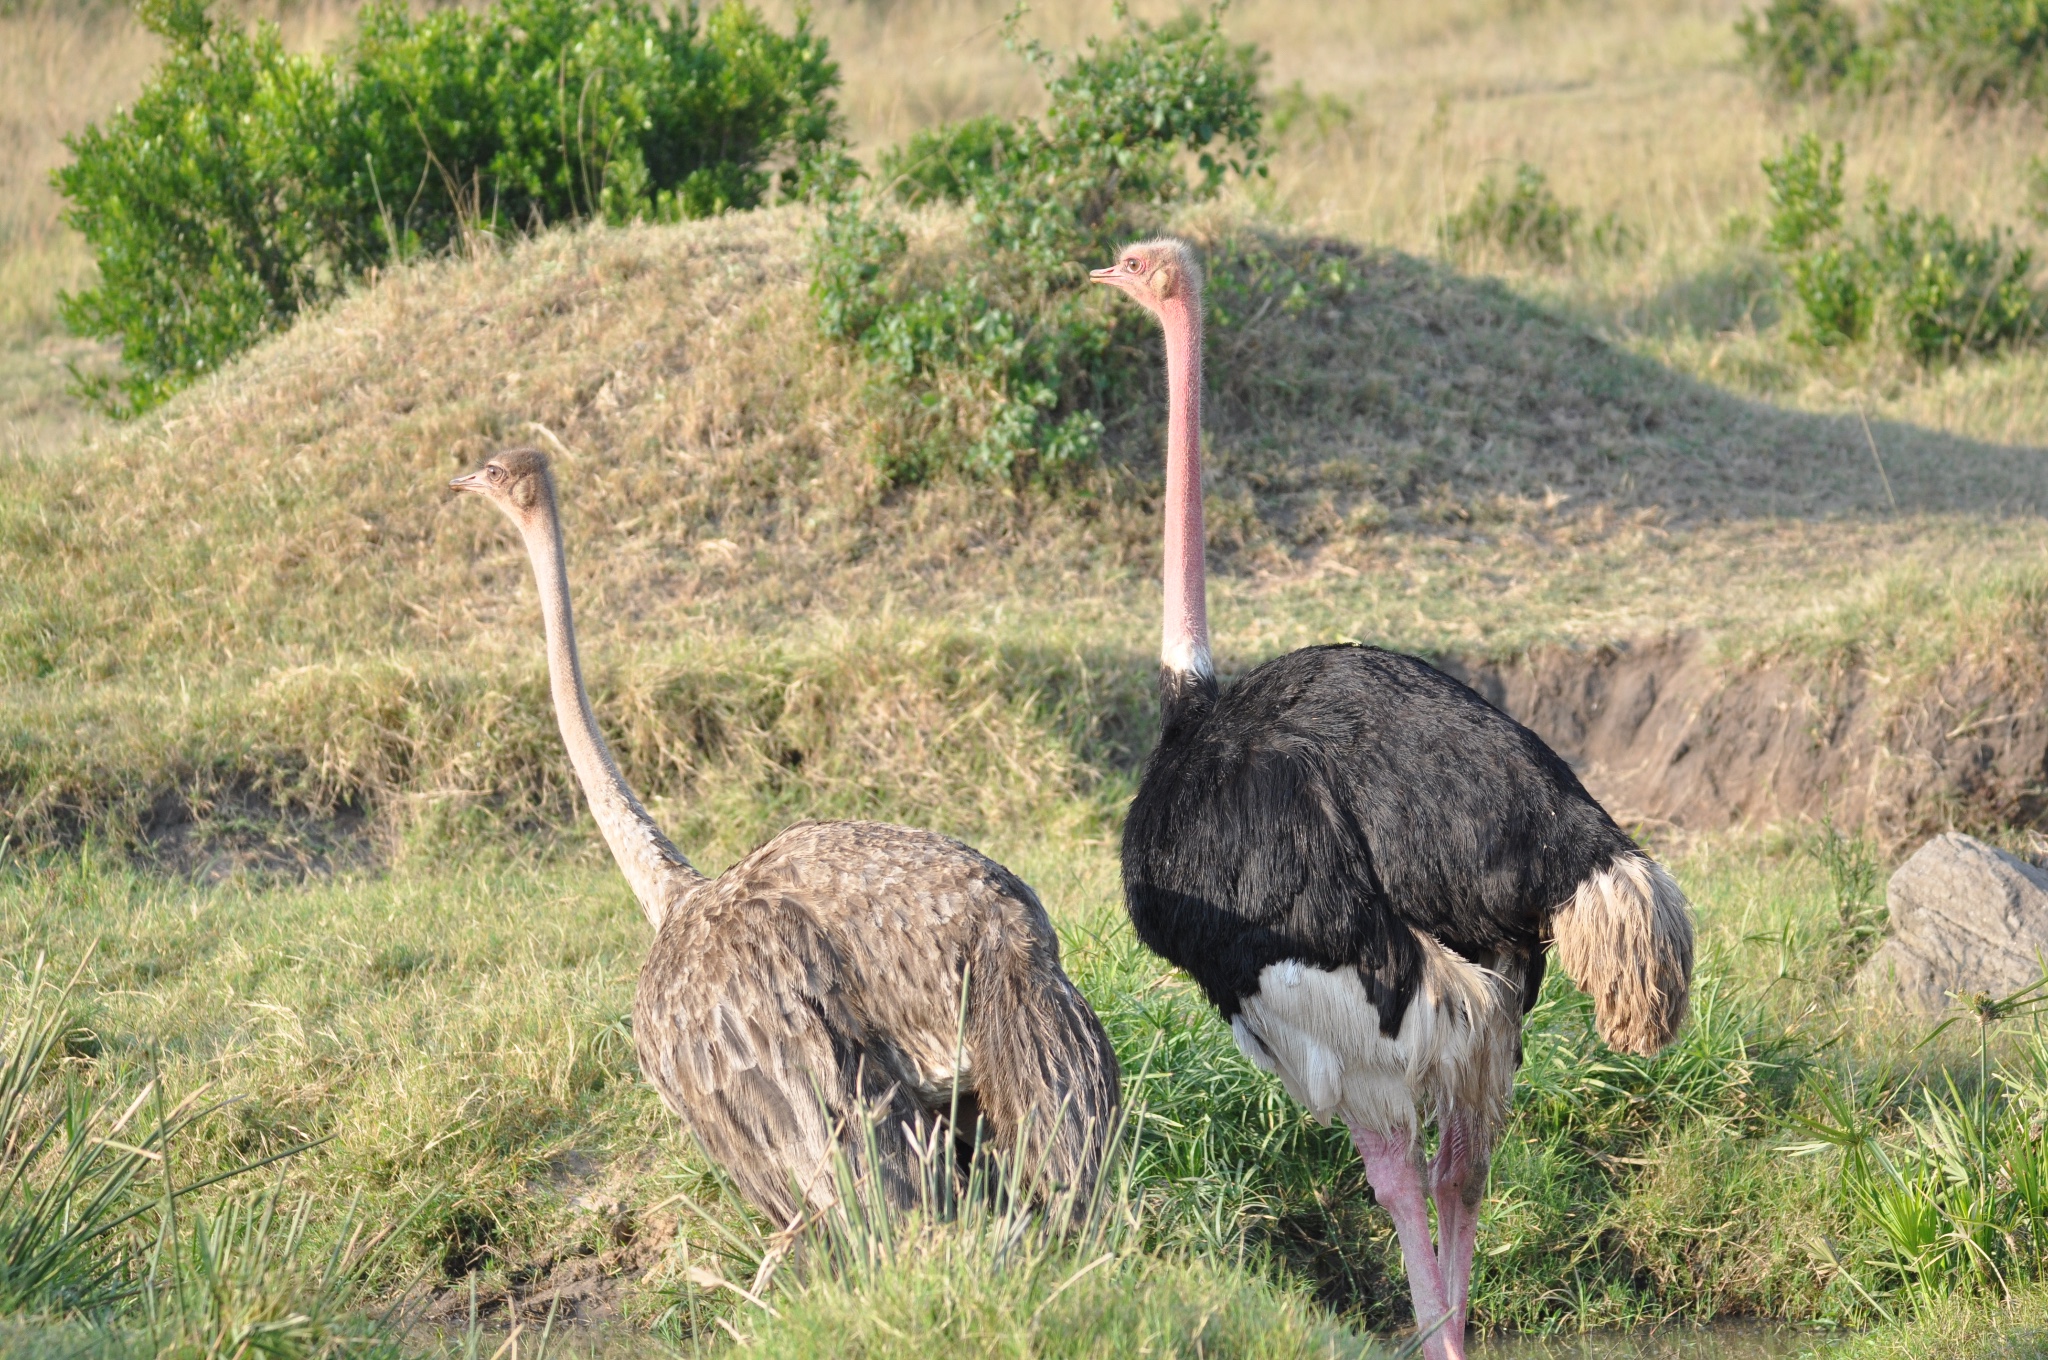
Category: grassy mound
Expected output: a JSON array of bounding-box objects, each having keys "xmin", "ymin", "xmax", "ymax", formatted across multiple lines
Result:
[{"xmin": 8, "ymin": 205, "xmax": 2048, "ymax": 860}]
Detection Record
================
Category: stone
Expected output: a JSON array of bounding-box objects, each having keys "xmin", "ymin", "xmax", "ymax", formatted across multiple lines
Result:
[{"xmin": 1857, "ymin": 832, "xmax": 2048, "ymax": 1012}]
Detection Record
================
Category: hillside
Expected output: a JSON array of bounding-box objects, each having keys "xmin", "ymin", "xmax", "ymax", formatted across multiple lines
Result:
[{"xmin": 5, "ymin": 205, "xmax": 2048, "ymax": 867}]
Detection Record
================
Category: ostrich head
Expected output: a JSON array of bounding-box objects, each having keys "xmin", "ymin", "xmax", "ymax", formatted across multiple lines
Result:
[
  {"xmin": 1089, "ymin": 238, "xmax": 1203, "ymax": 316},
  {"xmin": 449, "ymin": 447, "xmax": 555, "ymax": 527}
]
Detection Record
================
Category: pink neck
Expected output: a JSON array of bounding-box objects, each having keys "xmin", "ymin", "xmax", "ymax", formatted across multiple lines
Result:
[{"xmin": 1159, "ymin": 293, "xmax": 1211, "ymax": 679}]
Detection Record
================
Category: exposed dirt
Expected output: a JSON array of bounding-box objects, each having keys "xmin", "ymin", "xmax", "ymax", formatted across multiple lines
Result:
[
  {"xmin": 414, "ymin": 1149, "xmax": 684, "ymax": 1331},
  {"xmin": 1444, "ymin": 637, "xmax": 2048, "ymax": 847},
  {"xmin": 139, "ymin": 784, "xmax": 378, "ymax": 881}
]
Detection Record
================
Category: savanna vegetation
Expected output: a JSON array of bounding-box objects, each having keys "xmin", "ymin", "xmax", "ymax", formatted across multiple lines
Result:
[{"xmin": 10, "ymin": 0, "xmax": 2048, "ymax": 1356}]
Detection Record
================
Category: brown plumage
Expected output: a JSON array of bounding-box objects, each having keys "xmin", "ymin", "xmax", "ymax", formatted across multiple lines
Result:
[{"xmin": 450, "ymin": 449, "xmax": 1118, "ymax": 1225}]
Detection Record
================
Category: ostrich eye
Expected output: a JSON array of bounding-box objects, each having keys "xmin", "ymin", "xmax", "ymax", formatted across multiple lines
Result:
[
  {"xmin": 486, "ymin": 465, "xmax": 506, "ymax": 483},
  {"xmin": 1125, "ymin": 258, "xmax": 1143, "ymax": 272}
]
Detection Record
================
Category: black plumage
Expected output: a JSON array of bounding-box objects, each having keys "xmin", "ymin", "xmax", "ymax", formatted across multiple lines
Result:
[
  {"xmin": 1124, "ymin": 644, "xmax": 1637, "ymax": 1039},
  {"xmin": 1092, "ymin": 236, "xmax": 1693, "ymax": 1360}
]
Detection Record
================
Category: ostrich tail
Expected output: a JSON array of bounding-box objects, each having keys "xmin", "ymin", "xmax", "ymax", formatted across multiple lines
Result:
[
  {"xmin": 1551, "ymin": 852, "xmax": 1695, "ymax": 1056},
  {"xmin": 965, "ymin": 951, "xmax": 1122, "ymax": 1218}
]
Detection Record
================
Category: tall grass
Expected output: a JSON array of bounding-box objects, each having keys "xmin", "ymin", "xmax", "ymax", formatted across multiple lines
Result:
[
  {"xmin": 0, "ymin": 955, "xmax": 417, "ymax": 1358},
  {"xmin": 0, "ymin": 958, "xmax": 180, "ymax": 1316},
  {"xmin": 660, "ymin": 1019, "xmax": 1384, "ymax": 1359}
]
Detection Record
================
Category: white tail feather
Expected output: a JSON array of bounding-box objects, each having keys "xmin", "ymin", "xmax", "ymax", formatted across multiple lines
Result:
[{"xmin": 1551, "ymin": 854, "xmax": 1695, "ymax": 1056}]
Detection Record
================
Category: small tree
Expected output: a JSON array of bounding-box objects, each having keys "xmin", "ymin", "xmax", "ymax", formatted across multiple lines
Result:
[
  {"xmin": 57, "ymin": 0, "xmax": 846, "ymax": 413},
  {"xmin": 815, "ymin": 5, "xmax": 1265, "ymax": 487},
  {"xmin": 56, "ymin": 0, "xmax": 347, "ymax": 413}
]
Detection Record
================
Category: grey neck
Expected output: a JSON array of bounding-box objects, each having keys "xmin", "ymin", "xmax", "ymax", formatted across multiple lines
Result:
[{"xmin": 518, "ymin": 491, "xmax": 702, "ymax": 929}]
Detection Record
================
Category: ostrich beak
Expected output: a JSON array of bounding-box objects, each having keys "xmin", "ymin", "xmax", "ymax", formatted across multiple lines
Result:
[
  {"xmin": 449, "ymin": 471, "xmax": 485, "ymax": 492},
  {"xmin": 1088, "ymin": 266, "xmax": 1120, "ymax": 285}
]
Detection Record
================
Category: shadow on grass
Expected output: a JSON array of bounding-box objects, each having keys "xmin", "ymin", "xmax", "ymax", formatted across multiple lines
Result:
[{"xmin": 1186, "ymin": 224, "xmax": 2046, "ymax": 527}]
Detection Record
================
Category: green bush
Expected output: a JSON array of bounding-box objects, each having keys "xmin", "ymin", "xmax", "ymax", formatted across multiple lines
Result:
[
  {"xmin": 1440, "ymin": 163, "xmax": 1581, "ymax": 266},
  {"xmin": 812, "ymin": 5, "xmax": 1265, "ymax": 488},
  {"xmin": 1871, "ymin": 0, "xmax": 2048, "ymax": 104},
  {"xmin": 876, "ymin": 116, "xmax": 1030, "ymax": 209},
  {"xmin": 340, "ymin": 0, "xmax": 843, "ymax": 243},
  {"xmin": 55, "ymin": 0, "xmax": 351, "ymax": 414},
  {"xmin": 1737, "ymin": 0, "xmax": 1864, "ymax": 96},
  {"xmin": 1738, "ymin": 0, "xmax": 2048, "ymax": 104},
  {"xmin": 56, "ymin": 0, "xmax": 843, "ymax": 414},
  {"xmin": 1761, "ymin": 133, "xmax": 2040, "ymax": 362}
]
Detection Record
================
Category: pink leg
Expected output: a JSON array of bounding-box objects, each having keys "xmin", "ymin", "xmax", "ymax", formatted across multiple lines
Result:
[
  {"xmin": 1352, "ymin": 1126, "xmax": 1459, "ymax": 1360},
  {"xmin": 1428, "ymin": 1111, "xmax": 1490, "ymax": 1359}
]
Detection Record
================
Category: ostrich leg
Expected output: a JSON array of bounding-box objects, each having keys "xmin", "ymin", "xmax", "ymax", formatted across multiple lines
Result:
[
  {"xmin": 1353, "ymin": 1127, "xmax": 1462, "ymax": 1360},
  {"xmin": 1428, "ymin": 1110, "xmax": 1488, "ymax": 1356}
]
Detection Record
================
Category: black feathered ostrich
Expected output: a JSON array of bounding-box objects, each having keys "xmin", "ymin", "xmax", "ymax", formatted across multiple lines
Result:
[
  {"xmin": 450, "ymin": 448, "xmax": 1118, "ymax": 1227},
  {"xmin": 1093, "ymin": 241, "xmax": 1694, "ymax": 1360}
]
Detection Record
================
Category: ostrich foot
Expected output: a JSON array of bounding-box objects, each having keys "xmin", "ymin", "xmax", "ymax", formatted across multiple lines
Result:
[{"xmin": 1353, "ymin": 1126, "xmax": 1463, "ymax": 1360}]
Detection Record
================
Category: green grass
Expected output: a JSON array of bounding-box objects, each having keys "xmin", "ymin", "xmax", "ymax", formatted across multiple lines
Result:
[
  {"xmin": 8, "ymin": 819, "xmax": 2048, "ymax": 1354},
  {"xmin": 9, "ymin": 3, "xmax": 2048, "ymax": 1353}
]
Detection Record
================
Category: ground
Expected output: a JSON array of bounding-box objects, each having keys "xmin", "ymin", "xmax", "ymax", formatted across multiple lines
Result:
[{"xmin": 7, "ymin": 0, "xmax": 2048, "ymax": 1356}]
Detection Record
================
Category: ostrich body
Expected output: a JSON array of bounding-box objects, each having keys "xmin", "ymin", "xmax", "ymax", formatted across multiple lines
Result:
[
  {"xmin": 1092, "ymin": 242, "xmax": 1694, "ymax": 1360},
  {"xmin": 451, "ymin": 449, "xmax": 1118, "ymax": 1223}
]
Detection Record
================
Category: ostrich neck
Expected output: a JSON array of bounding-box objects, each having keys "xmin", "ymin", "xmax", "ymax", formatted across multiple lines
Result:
[
  {"xmin": 1160, "ymin": 293, "xmax": 1211, "ymax": 681},
  {"xmin": 520, "ymin": 498, "xmax": 702, "ymax": 928}
]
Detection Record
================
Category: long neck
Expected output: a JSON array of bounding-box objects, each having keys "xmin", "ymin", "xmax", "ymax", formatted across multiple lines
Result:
[
  {"xmin": 519, "ymin": 494, "xmax": 702, "ymax": 928},
  {"xmin": 1159, "ymin": 292, "xmax": 1212, "ymax": 683}
]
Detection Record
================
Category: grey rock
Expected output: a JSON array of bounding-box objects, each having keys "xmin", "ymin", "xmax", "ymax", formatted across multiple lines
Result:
[{"xmin": 1857, "ymin": 832, "xmax": 2048, "ymax": 1012}]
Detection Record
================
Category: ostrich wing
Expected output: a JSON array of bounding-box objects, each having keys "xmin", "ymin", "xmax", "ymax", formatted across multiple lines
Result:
[
  {"xmin": 633, "ymin": 883, "xmax": 936, "ymax": 1224},
  {"xmin": 739, "ymin": 822, "xmax": 1121, "ymax": 1202}
]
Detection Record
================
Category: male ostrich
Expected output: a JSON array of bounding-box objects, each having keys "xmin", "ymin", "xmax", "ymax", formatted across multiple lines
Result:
[
  {"xmin": 450, "ymin": 448, "xmax": 1118, "ymax": 1224},
  {"xmin": 1092, "ymin": 242, "xmax": 1694, "ymax": 1360}
]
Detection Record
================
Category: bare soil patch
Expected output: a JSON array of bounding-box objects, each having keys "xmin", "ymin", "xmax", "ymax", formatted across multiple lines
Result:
[{"xmin": 1453, "ymin": 637, "xmax": 2048, "ymax": 847}]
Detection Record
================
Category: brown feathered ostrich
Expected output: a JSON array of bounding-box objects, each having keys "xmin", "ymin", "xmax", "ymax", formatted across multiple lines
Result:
[
  {"xmin": 1093, "ymin": 241, "xmax": 1693, "ymax": 1360},
  {"xmin": 450, "ymin": 448, "xmax": 1119, "ymax": 1223}
]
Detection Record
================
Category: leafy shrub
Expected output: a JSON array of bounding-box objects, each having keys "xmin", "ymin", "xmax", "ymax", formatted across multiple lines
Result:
[
  {"xmin": 876, "ymin": 116, "xmax": 1029, "ymax": 209},
  {"xmin": 55, "ymin": 0, "xmax": 351, "ymax": 414},
  {"xmin": 1737, "ymin": 0, "xmax": 1864, "ymax": 96},
  {"xmin": 1438, "ymin": 163, "xmax": 1638, "ymax": 267},
  {"xmin": 1739, "ymin": 0, "xmax": 2048, "ymax": 104},
  {"xmin": 812, "ymin": 5, "xmax": 1265, "ymax": 488},
  {"xmin": 1763, "ymin": 136, "xmax": 1870, "ymax": 347},
  {"xmin": 1871, "ymin": 193, "xmax": 2040, "ymax": 361},
  {"xmin": 340, "ymin": 0, "xmax": 843, "ymax": 243},
  {"xmin": 1871, "ymin": 0, "xmax": 2048, "ymax": 104},
  {"xmin": 1761, "ymin": 133, "xmax": 2039, "ymax": 361},
  {"xmin": 56, "ymin": 0, "xmax": 843, "ymax": 413}
]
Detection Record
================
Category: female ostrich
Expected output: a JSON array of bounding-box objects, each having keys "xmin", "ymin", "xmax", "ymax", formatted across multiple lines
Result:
[
  {"xmin": 1092, "ymin": 241, "xmax": 1693, "ymax": 1360},
  {"xmin": 450, "ymin": 448, "xmax": 1118, "ymax": 1224}
]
